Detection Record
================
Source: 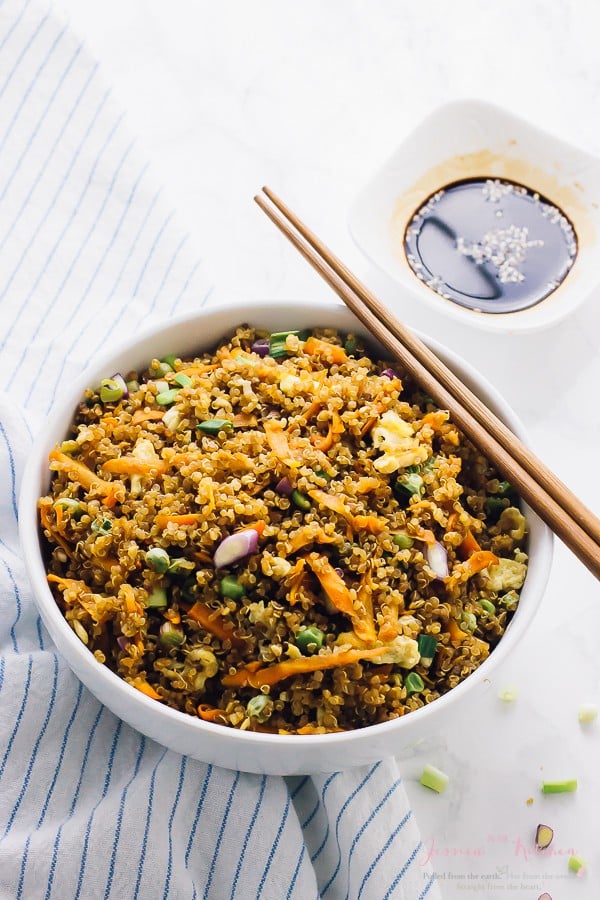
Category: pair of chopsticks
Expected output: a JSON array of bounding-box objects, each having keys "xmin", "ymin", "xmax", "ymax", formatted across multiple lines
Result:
[{"xmin": 255, "ymin": 186, "xmax": 600, "ymax": 581}]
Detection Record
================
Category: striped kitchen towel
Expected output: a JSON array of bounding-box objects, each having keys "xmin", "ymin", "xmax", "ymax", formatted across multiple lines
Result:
[{"xmin": 0, "ymin": 2, "xmax": 441, "ymax": 898}]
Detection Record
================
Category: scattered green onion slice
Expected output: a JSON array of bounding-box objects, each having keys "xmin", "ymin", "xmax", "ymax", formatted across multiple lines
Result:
[
  {"xmin": 53, "ymin": 498, "xmax": 83, "ymax": 518},
  {"xmin": 498, "ymin": 590, "xmax": 519, "ymax": 610},
  {"xmin": 535, "ymin": 823, "xmax": 554, "ymax": 850},
  {"xmin": 460, "ymin": 611, "xmax": 477, "ymax": 633},
  {"xmin": 578, "ymin": 703, "xmax": 598, "ymax": 724},
  {"xmin": 220, "ymin": 575, "xmax": 246, "ymax": 600},
  {"xmin": 479, "ymin": 598, "xmax": 496, "ymax": 615},
  {"xmin": 145, "ymin": 547, "xmax": 171, "ymax": 574},
  {"xmin": 291, "ymin": 489, "xmax": 311, "ymax": 511},
  {"xmin": 484, "ymin": 496, "xmax": 507, "ymax": 521},
  {"xmin": 268, "ymin": 330, "xmax": 309, "ymax": 358},
  {"xmin": 146, "ymin": 586, "xmax": 168, "ymax": 608},
  {"xmin": 420, "ymin": 764, "xmax": 449, "ymax": 793},
  {"xmin": 344, "ymin": 335, "xmax": 358, "ymax": 355},
  {"xmin": 417, "ymin": 634, "xmax": 437, "ymax": 665},
  {"xmin": 91, "ymin": 518, "xmax": 112, "ymax": 534},
  {"xmin": 126, "ymin": 379, "xmax": 140, "ymax": 394},
  {"xmin": 156, "ymin": 388, "xmax": 180, "ymax": 406},
  {"xmin": 246, "ymin": 694, "xmax": 272, "ymax": 722},
  {"xmin": 394, "ymin": 472, "xmax": 424, "ymax": 501},
  {"xmin": 392, "ymin": 533, "xmax": 414, "ymax": 550},
  {"xmin": 173, "ymin": 372, "xmax": 192, "ymax": 388},
  {"xmin": 99, "ymin": 378, "xmax": 124, "ymax": 403},
  {"xmin": 296, "ymin": 626, "xmax": 324, "ymax": 655},
  {"xmin": 159, "ymin": 621, "xmax": 185, "ymax": 647},
  {"xmin": 197, "ymin": 418, "xmax": 234, "ymax": 435},
  {"xmin": 498, "ymin": 685, "xmax": 519, "ymax": 702},
  {"xmin": 404, "ymin": 672, "xmax": 425, "ymax": 695},
  {"xmin": 313, "ymin": 469, "xmax": 333, "ymax": 482},
  {"xmin": 568, "ymin": 854, "xmax": 587, "ymax": 874},
  {"xmin": 541, "ymin": 778, "xmax": 577, "ymax": 794},
  {"xmin": 162, "ymin": 355, "xmax": 177, "ymax": 369}
]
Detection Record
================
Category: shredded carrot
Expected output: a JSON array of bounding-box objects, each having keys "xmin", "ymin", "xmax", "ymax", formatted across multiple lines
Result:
[
  {"xmin": 459, "ymin": 529, "xmax": 482, "ymax": 559},
  {"xmin": 353, "ymin": 567, "xmax": 377, "ymax": 644},
  {"xmin": 312, "ymin": 411, "xmax": 345, "ymax": 452},
  {"xmin": 130, "ymin": 677, "xmax": 162, "ymax": 701},
  {"xmin": 303, "ymin": 336, "xmax": 348, "ymax": 366},
  {"xmin": 49, "ymin": 449, "xmax": 124, "ymax": 507},
  {"xmin": 193, "ymin": 549, "xmax": 214, "ymax": 565},
  {"xmin": 308, "ymin": 488, "xmax": 353, "ymax": 524},
  {"xmin": 447, "ymin": 619, "xmax": 468, "ymax": 643},
  {"xmin": 131, "ymin": 409, "xmax": 165, "ymax": 425},
  {"xmin": 355, "ymin": 477, "xmax": 381, "ymax": 494},
  {"xmin": 296, "ymin": 724, "xmax": 346, "ymax": 735},
  {"xmin": 47, "ymin": 573, "xmax": 82, "ymax": 590},
  {"xmin": 187, "ymin": 601, "xmax": 245, "ymax": 649},
  {"xmin": 286, "ymin": 558, "xmax": 307, "ymax": 606},
  {"xmin": 221, "ymin": 646, "xmax": 388, "ymax": 688},
  {"xmin": 446, "ymin": 512, "xmax": 459, "ymax": 531},
  {"xmin": 411, "ymin": 527, "xmax": 437, "ymax": 545},
  {"xmin": 232, "ymin": 412, "xmax": 258, "ymax": 427},
  {"xmin": 359, "ymin": 400, "xmax": 387, "ymax": 438},
  {"xmin": 155, "ymin": 513, "xmax": 203, "ymax": 528},
  {"xmin": 288, "ymin": 526, "xmax": 338, "ymax": 554},
  {"xmin": 197, "ymin": 704, "xmax": 228, "ymax": 723},
  {"xmin": 352, "ymin": 514, "xmax": 387, "ymax": 534},
  {"xmin": 301, "ymin": 400, "xmax": 322, "ymax": 423},
  {"xmin": 419, "ymin": 411, "xmax": 450, "ymax": 432},
  {"xmin": 263, "ymin": 420, "xmax": 301, "ymax": 468},
  {"xmin": 40, "ymin": 505, "xmax": 74, "ymax": 559},
  {"xmin": 178, "ymin": 364, "xmax": 217, "ymax": 376},
  {"xmin": 103, "ymin": 457, "xmax": 168, "ymax": 476},
  {"xmin": 237, "ymin": 520, "xmax": 266, "ymax": 537},
  {"xmin": 446, "ymin": 550, "xmax": 499, "ymax": 590},
  {"xmin": 305, "ymin": 554, "xmax": 355, "ymax": 616},
  {"xmin": 378, "ymin": 604, "xmax": 400, "ymax": 643}
]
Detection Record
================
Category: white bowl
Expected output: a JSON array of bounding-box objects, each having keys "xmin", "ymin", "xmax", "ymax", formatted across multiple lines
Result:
[
  {"xmin": 349, "ymin": 99, "xmax": 600, "ymax": 333},
  {"xmin": 19, "ymin": 300, "xmax": 553, "ymax": 774}
]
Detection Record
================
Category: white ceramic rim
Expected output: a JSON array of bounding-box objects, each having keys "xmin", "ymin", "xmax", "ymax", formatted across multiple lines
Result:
[{"xmin": 19, "ymin": 299, "xmax": 554, "ymax": 771}]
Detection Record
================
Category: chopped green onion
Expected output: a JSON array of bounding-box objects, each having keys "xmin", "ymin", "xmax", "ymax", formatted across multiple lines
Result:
[
  {"xmin": 460, "ymin": 611, "xmax": 477, "ymax": 633},
  {"xmin": 60, "ymin": 440, "xmax": 80, "ymax": 454},
  {"xmin": 498, "ymin": 590, "xmax": 519, "ymax": 610},
  {"xmin": 484, "ymin": 496, "xmax": 508, "ymax": 521},
  {"xmin": 173, "ymin": 372, "xmax": 192, "ymax": 388},
  {"xmin": 568, "ymin": 854, "xmax": 586, "ymax": 875},
  {"xmin": 197, "ymin": 418, "xmax": 234, "ymax": 435},
  {"xmin": 404, "ymin": 672, "xmax": 425, "ymax": 695},
  {"xmin": 479, "ymin": 598, "xmax": 496, "ymax": 615},
  {"xmin": 496, "ymin": 480, "xmax": 514, "ymax": 497},
  {"xmin": 146, "ymin": 586, "xmax": 168, "ymax": 608},
  {"xmin": 53, "ymin": 498, "xmax": 84, "ymax": 519},
  {"xmin": 246, "ymin": 694, "xmax": 272, "ymax": 722},
  {"xmin": 578, "ymin": 703, "xmax": 598, "ymax": 724},
  {"xmin": 167, "ymin": 558, "xmax": 196, "ymax": 575},
  {"xmin": 535, "ymin": 823, "xmax": 554, "ymax": 850},
  {"xmin": 220, "ymin": 575, "xmax": 246, "ymax": 600},
  {"xmin": 417, "ymin": 634, "xmax": 437, "ymax": 665},
  {"xmin": 99, "ymin": 378, "xmax": 124, "ymax": 403},
  {"xmin": 313, "ymin": 469, "xmax": 333, "ymax": 482},
  {"xmin": 126, "ymin": 379, "xmax": 140, "ymax": 393},
  {"xmin": 152, "ymin": 361, "xmax": 173, "ymax": 377},
  {"xmin": 344, "ymin": 335, "xmax": 358, "ymax": 355},
  {"xmin": 541, "ymin": 779, "xmax": 577, "ymax": 794},
  {"xmin": 162, "ymin": 355, "xmax": 178, "ymax": 369},
  {"xmin": 392, "ymin": 533, "xmax": 414, "ymax": 550},
  {"xmin": 156, "ymin": 388, "xmax": 180, "ymax": 406},
  {"xmin": 296, "ymin": 626, "xmax": 324, "ymax": 655},
  {"xmin": 291, "ymin": 489, "xmax": 311, "ymax": 511},
  {"xmin": 268, "ymin": 330, "xmax": 309, "ymax": 358},
  {"xmin": 145, "ymin": 547, "xmax": 171, "ymax": 574},
  {"xmin": 159, "ymin": 621, "xmax": 185, "ymax": 647},
  {"xmin": 91, "ymin": 518, "xmax": 112, "ymax": 534},
  {"xmin": 498, "ymin": 685, "xmax": 518, "ymax": 702},
  {"xmin": 394, "ymin": 472, "xmax": 424, "ymax": 502},
  {"xmin": 420, "ymin": 764, "xmax": 449, "ymax": 793}
]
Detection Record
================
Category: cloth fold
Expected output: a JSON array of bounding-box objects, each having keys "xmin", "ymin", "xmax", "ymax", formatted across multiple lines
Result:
[{"xmin": 0, "ymin": 2, "xmax": 440, "ymax": 897}]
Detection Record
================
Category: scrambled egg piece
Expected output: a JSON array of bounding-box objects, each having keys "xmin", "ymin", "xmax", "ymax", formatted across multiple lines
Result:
[
  {"xmin": 371, "ymin": 410, "xmax": 429, "ymax": 473},
  {"xmin": 496, "ymin": 507, "xmax": 527, "ymax": 541},
  {"xmin": 336, "ymin": 631, "xmax": 420, "ymax": 668},
  {"xmin": 480, "ymin": 556, "xmax": 527, "ymax": 591}
]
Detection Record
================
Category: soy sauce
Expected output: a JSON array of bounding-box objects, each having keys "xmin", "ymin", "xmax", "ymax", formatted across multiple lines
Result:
[{"xmin": 403, "ymin": 178, "xmax": 577, "ymax": 314}]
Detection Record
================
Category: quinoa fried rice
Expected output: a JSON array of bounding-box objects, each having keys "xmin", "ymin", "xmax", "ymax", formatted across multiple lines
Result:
[{"xmin": 40, "ymin": 326, "xmax": 528, "ymax": 735}]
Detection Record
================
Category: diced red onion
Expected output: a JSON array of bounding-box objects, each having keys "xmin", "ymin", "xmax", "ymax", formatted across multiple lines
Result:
[
  {"xmin": 381, "ymin": 368, "xmax": 398, "ymax": 379},
  {"xmin": 251, "ymin": 339, "xmax": 270, "ymax": 357},
  {"xmin": 334, "ymin": 567, "xmax": 344, "ymax": 578},
  {"xmin": 111, "ymin": 372, "xmax": 129, "ymax": 398},
  {"xmin": 426, "ymin": 541, "xmax": 448, "ymax": 579},
  {"xmin": 213, "ymin": 528, "xmax": 259, "ymax": 568},
  {"xmin": 117, "ymin": 636, "xmax": 131, "ymax": 650},
  {"xmin": 275, "ymin": 477, "xmax": 292, "ymax": 495}
]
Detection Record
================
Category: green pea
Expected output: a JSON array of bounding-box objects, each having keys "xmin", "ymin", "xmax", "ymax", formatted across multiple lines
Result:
[
  {"xmin": 196, "ymin": 419, "xmax": 234, "ymax": 435},
  {"xmin": 246, "ymin": 694, "xmax": 272, "ymax": 722},
  {"xmin": 146, "ymin": 586, "xmax": 168, "ymax": 608},
  {"xmin": 145, "ymin": 547, "xmax": 171, "ymax": 574},
  {"xmin": 99, "ymin": 378, "xmax": 124, "ymax": 403},
  {"xmin": 296, "ymin": 626, "xmax": 324, "ymax": 655},
  {"xmin": 291, "ymin": 489, "xmax": 311, "ymax": 511},
  {"xmin": 156, "ymin": 388, "xmax": 180, "ymax": 406},
  {"xmin": 392, "ymin": 533, "xmax": 414, "ymax": 550},
  {"xmin": 220, "ymin": 575, "xmax": 245, "ymax": 600},
  {"xmin": 159, "ymin": 621, "xmax": 185, "ymax": 647},
  {"xmin": 404, "ymin": 672, "xmax": 425, "ymax": 695}
]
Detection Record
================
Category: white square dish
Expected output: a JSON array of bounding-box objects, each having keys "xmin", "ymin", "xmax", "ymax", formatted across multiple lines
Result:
[{"xmin": 349, "ymin": 99, "xmax": 600, "ymax": 333}]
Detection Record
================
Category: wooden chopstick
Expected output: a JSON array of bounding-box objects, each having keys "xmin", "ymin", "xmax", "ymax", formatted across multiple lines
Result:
[{"xmin": 255, "ymin": 186, "xmax": 600, "ymax": 581}]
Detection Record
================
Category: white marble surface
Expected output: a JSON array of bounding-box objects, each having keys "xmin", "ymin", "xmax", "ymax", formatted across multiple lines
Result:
[{"xmin": 51, "ymin": 1, "xmax": 600, "ymax": 896}]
